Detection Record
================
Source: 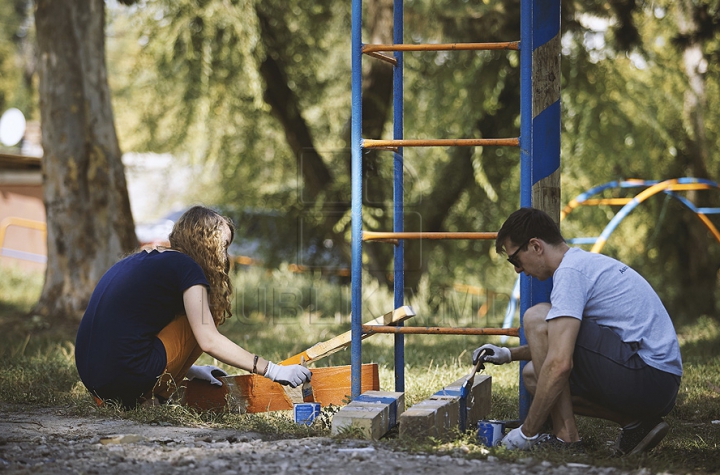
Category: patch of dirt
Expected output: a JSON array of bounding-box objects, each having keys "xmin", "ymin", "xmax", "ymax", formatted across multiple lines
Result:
[{"xmin": 0, "ymin": 404, "xmax": 637, "ymax": 475}]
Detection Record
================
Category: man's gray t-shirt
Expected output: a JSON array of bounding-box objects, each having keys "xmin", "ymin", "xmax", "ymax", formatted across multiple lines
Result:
[{"xmin": 546, "ymin": 247, "xmax": 682, "ymax": 376}]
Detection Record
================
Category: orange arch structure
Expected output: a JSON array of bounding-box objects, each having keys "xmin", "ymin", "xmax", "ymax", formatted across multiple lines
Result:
[{"xmin": 562, "ymin": 178, "xmax": 720, "ymax": 252}]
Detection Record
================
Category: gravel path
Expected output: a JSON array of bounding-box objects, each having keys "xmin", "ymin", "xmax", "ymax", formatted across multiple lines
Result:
[{"xmin": 0, "ymin": 405, "xmax": 643, "ymax": 475}]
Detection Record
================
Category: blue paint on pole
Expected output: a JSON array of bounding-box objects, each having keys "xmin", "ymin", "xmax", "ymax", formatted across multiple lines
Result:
[
  {"xmin": 350, "ymin": 0, "xmax": 363, "ymax": 399},
  {"xmin": 519, "ymin": 0, "xmax": 561, "ymax": 421},
  {"xmin": 534, "ymin": 0, "xmax": 561, "ymax": 46},
  {"xmin": 533, "ymin": 100, "xmax": 561, "ymax": 181},
  {"xmin": 393, "ymin": 0, "xmax": 405, "ymax": 394}
]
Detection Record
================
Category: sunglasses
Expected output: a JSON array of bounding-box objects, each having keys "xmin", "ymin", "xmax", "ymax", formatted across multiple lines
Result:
[{"xmin": 507, "ymin": 237, "xmax": 534, "ymax": 267}]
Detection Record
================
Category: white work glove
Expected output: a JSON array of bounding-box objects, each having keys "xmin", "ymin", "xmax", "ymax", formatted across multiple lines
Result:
[
  {"xmin": 501, "ymin": 425, "xmax": 539, "ymax": 450},
  {"xmin": 264, "ymin": 362, "xmax": 312, "ymax": 388},
  {"xmin": 185, "ymin": 365, "xmax": 227, "ymax": 386},
  {"xmin": 473, "ymin": 344, "xmax": 512, "ymax": 365}
]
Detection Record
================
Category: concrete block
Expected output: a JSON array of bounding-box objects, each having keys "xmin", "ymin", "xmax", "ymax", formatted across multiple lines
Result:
[
  {"xmin": 331, "ymin": 390, "xmax": 404, "ymax": 440},
  {"xmin": 440, "ymin": 374, "xmax": 492, "ymax": 428},
  {"xmin": 399, "ymin": 397, "xmax": 459, "ymax": 439},
  {"xmin": 399, "ymin": 374, "xmax": 491, "ymax": 438}
]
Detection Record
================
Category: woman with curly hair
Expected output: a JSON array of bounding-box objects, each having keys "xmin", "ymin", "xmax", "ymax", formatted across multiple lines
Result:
[{"xmin": 75, "ymin": 206, "xmax": 310, "ymax": 408}]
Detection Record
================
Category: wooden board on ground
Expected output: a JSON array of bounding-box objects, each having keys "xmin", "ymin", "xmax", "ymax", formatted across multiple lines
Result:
[
  {"xmin": 183, "ymin": 364, "xmax": 379, "ymax": 413},
  {"xmin": 281, "ymin": 305, "xmax": 415, "ymax": 366}
]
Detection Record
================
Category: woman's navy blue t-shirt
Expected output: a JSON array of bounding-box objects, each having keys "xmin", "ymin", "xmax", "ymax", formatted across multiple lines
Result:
[{"xmin": 75, "ymin": 250, "xmax": 209, "ymax": 395}]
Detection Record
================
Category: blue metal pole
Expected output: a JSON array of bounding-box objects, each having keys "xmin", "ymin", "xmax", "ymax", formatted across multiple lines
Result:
[
  {"xmin": 350, "ymin": 0, "xmax": 363, "ymax": 399},
  {"xmin": 392, "ymin": 0, "xmax": 405, "ymax": 394},
  {"xmin": 519, "ymin": 0, "xmax": 562, "ymax": 420},
  {"xmin": 518, "ymin": 0, "xmax": 533, "ymax": 421}
]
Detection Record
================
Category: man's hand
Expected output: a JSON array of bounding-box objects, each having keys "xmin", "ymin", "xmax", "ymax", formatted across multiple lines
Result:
[
  {"xmin": 264, "ymin": 362, "xmax": 312, "ymax": 388},
  {"xmin": 501, "ymin": 425, "xmax": 539, "ymax": 450},
  {"xmin": 473, "ymin": 344, "xmax": 512, "ymax": 365},
  {"xmin": 186, "ymin": 365, "xmax": 227, "ymax": 386}
]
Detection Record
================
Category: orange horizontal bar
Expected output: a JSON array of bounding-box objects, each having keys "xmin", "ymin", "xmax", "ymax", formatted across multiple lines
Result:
[
  {"xmin": 362, "ymin": 325, "xmax": 520, "ymax": 337},
  {"xmin": 580, "ymin": 198, "xmax": 633, "ymax": 206},
  {"xmin": 363, "ymin": 231, "xmax": 497, "ymax": 241},
  {"xmin": 363, "ymin": 138, "xmax": 519, "ymax": 149},
  {"xmin": 362, "ymin": 42, "xmax": 520, "ymax": 53}
]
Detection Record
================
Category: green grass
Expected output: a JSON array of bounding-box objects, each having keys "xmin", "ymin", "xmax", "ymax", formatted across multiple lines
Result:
[{"xmin": 1, "ymin": 266, "xmax": 719, "ymax": 473}]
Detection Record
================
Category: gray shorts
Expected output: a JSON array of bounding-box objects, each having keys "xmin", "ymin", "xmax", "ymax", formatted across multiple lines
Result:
[{"xmin": 569, "ymin": 319, "xmax": 680, "ymax": 420}]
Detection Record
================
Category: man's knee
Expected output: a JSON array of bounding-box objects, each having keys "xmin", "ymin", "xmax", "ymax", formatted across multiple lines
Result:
[
  {"xmin": 523, "ymin": 303, "xmax": 551, "ymax": 331},
  {"xmin": 523, "ymin": 362, "xmax": 537, "ymax": 395}
]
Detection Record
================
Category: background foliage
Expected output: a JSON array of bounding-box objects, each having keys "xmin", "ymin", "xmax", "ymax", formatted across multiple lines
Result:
[{"xmin": 2, "ymin": 0, "xmax": 720, "ymax": 323}]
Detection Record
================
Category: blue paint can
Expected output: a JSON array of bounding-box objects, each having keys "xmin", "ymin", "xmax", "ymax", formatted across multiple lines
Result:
[
  {"xmin": 294, "ymin": 403, "xmax": 321, "ymax": 425},
  {"xmin": 477, "ymin": 420, "xmax": 505, "ymax": 447}
]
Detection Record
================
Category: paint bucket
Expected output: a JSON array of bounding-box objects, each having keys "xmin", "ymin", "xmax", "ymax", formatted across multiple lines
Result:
[
  {"xmin": 294, "ymin": 402, "xmax": 321, "ymax": 425},
  {"xmin": 477, "ymin": 420, "xmax": 505, "ymax": 447}
]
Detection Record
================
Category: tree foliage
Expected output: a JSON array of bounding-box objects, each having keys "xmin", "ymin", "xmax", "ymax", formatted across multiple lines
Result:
[
  {"xmin": 103, "ymin": 0, "xmax": 720, "ymax": 321},
  {"xmin": 3, "ymin": 0, "xmax": 720, "ymax": 322},
  {"xmin": 0, "ymin": 0, "xmax": 36, "ymax": 122}
]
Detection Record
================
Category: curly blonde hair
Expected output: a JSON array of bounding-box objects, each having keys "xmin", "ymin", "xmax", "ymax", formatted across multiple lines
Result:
[{"xmin": 169, "ymin": 206, "xmax": 235, "ymax": 325}]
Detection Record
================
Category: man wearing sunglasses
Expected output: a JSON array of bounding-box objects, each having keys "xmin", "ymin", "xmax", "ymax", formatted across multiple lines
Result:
[{"xmin": 473, "ymin": 207, "xmax": 682, "ymax": 456}]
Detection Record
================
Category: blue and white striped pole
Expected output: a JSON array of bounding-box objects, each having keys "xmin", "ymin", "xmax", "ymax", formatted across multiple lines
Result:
[{"xmin": 519, "ymin": 0, "xmax": 561, "ymax": 420}]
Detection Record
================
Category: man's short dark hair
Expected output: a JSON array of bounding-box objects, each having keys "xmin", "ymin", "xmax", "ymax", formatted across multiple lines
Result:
[{"xmin": 495, "ymin": 207, "xmax": 565, "ymax": 255}]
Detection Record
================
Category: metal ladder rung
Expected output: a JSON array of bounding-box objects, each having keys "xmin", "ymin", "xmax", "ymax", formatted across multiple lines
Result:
[
  {"xmin": 363, "ymin": 231, "xmax": 497, "ymax": 242},
  {"xmin": 363, "ymin": 138, "xmax": 519, "ymax": 149},
  {"xmin": 362, "ymin": 325, "xmax": 520, "ymax": 337},
  {"xmin": 362, "ymin": 42, "xmax": 520, "ymax": 53}
]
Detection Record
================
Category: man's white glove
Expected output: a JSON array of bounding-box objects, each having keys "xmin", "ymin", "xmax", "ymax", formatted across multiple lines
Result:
[
  {"xmin": 501, "ymin": 425, "xmax": 539, "ymax": 450},
  {"xmin": 473, "ymin": 344, "xmax": 512, "ymax": 365},
  {"xmin": 264, "ymin": 362, "xmax": 312, "ymax": 388},
  {"xmin": 186, "ymin": 365, "xmax": 227, "ymax": 386}
]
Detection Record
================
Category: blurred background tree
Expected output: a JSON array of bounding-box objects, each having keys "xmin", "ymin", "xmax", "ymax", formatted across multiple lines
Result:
[
  {"xmin": 0, "ymin": 0, "xmax": 35, "ymax": 117},
  {"xmin": 3, "ymin": 0, "xmax": 720, "ymax": 324}
]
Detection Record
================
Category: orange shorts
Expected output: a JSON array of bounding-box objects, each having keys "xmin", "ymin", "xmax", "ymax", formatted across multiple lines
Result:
[
  {"xmin": 147, "ymin": 314, "xmax": 204, "ymax": 401},
  {"xmin": 92, "ymin": 315, "xmax": 207, "ymax": 407}
]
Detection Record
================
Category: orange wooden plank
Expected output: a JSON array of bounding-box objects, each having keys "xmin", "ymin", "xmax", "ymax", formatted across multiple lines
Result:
[
  {"xmin": 183, "ymin": 364, "xmax": 379, "ymax": 413},
  {"xmin": 280, "ymin": 306, "xmax": 415, "ymax": 365}
]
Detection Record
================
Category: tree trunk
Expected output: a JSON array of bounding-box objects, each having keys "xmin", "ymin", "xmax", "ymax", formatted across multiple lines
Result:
[
  {"xmin": 256, "ymin": 0, "xmax": 395, "ymax": 284},
  {"xmin": 34, "ymin": 0, "xmax": 137, "ymax": 321},
  {"xmin": 255, "ymin": 5, "xmax": 333, "ymax": 203},
  {"xmin": 668, "ymin": 0, "xmax": 717, "ymax": 319}
]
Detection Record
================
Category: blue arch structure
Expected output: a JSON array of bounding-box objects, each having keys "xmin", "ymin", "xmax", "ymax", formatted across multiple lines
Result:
[{"xmin": 501, "ymin": 177, "xmax": 720, "ymax": 335}]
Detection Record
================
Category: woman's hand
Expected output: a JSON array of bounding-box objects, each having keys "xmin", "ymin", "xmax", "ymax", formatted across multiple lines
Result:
[
  {"xmin": 185, "ymin": 365, "xmax": 228, "ymax": 386},
  {"xmin": 263, "ymin": 362, "xmax": 312, "ymax": 387}
]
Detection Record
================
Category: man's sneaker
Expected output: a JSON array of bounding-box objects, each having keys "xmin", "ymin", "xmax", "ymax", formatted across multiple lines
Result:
[
  {"xmin": 614, "ymin": 419, "xmax": 670, "ymax": 456},
  {"xmin": 533, "ymin": 434, "xmax": 586, "ymax": 454}
]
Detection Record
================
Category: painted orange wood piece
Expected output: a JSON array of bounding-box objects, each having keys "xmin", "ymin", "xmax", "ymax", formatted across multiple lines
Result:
[
  {"xmin": 183, "ymin": 364, "xmax": 379, "ymax": 413},
  {"xmin": 280, "ymin": 306, "xmax": 415, "ymax": 366}
]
